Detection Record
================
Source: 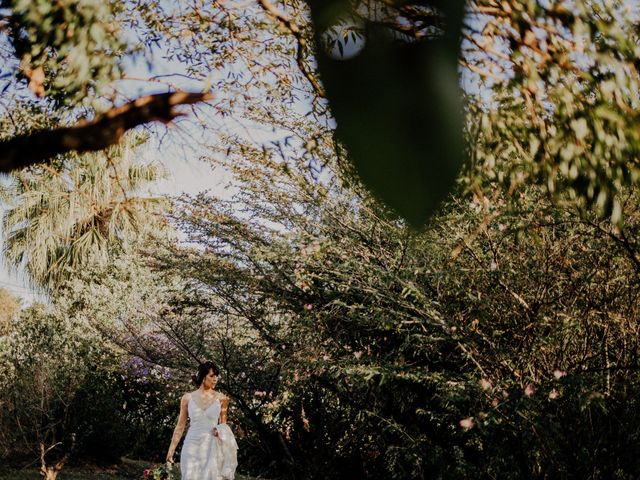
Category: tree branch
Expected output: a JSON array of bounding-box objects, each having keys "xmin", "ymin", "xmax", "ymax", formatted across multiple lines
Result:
[
  {"xmin": 257, "ymin": 0, "xmax": 326, "ymax": 98},
  {"xmin": 0, "ymin": 91, "xmax": 213, "ymax": 173}
]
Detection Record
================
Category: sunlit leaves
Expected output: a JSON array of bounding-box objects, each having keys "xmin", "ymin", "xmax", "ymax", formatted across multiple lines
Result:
[
  {"xmin": 5, "ymin": 0, "xmax": 128, "ymax": 106},
  {"xmin": 466, "ymin": 0, "xmax": 640, "ymax": 225}
]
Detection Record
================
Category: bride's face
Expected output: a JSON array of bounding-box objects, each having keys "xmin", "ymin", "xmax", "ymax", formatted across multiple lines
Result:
[{"xmin": 202, "ymin": 369, "xmax": 217, "ymax": 389}]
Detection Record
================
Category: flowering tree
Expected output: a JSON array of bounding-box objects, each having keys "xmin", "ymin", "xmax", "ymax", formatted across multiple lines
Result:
[{"xmin": 114, "ymin": 125, "xmax": 640, "ymax": 477}]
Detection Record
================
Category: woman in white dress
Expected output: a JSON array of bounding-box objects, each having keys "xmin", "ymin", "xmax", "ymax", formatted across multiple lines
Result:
[{"xmin": 166, "ymin": 361, "xmax": 238, "ymax": 480}]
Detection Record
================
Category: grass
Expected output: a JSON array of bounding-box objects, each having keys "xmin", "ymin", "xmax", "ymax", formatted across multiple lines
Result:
[{"xmin": 0, "ymin": 458, "xmax": 258, "ymax": 480}]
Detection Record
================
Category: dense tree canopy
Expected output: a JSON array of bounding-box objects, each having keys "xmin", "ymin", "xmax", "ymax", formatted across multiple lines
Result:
[{"xmin": 0, "ymin": 1, "xmax": 636, "ymax": 225}]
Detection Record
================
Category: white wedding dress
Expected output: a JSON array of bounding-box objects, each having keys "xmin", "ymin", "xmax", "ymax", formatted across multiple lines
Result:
[{"xmin": 181, "ymin": 395, "xmax": 238, "ymax": 480}]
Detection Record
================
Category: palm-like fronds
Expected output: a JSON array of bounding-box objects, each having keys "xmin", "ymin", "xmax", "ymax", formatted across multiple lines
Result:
[{"xmin": 1, "ymin": 134, "xmax": 168, "ymax": 289}]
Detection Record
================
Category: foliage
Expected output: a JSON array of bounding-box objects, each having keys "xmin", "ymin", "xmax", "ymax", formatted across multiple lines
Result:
[
  {"xmin": 0, "ymin": 131, "xmax": 167, "ymax": 288},
  {"xmin": 0, "ymin": 288, "xmax": 20, "ymax": 335},
  {"xmin": 48, "ymin": 252, "xmax": 198, "ymax": 461},
  {"xmin": 0, "ymin": 267, "xmax": 185, "ymax": 470},
  {"xmin": 3, "ymin": 0, "xmax": 127, "ymax": 105},
  {"xmin": 464, "ymin": 1, "xmax": 640, "ymax": 223},
  {"xmin": 0, "ymin": 303, "xmax": 106, "ymax": 467},
  {"xmin": 305, "ymin": 0, "xmax": 465, "ymax": 227}
]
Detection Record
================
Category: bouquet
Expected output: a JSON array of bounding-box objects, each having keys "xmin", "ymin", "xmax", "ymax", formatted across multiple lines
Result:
[{"xmin": 142, "ymin": 462, "xmax": 176, "ymax": 480}]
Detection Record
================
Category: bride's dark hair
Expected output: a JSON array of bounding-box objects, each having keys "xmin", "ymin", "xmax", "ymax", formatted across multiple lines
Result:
[{"xmin": 192, "ymin": 361, "xmax": 220, "ymax": 387}]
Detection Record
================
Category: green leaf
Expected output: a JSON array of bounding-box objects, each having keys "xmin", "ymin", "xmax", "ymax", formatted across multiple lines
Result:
[{"xmin": 307, "ymin": 0, "xmax": 466, "ymax": 229}]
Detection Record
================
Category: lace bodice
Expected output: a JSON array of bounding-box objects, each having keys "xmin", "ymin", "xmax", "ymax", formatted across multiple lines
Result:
[{"xmin": 186, "ymin": 396, "xmax": 220, "ymax": 438}]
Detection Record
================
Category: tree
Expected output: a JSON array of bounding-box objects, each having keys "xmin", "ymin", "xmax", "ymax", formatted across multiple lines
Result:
[
  {"xmin": 0, "ymin": 252, "xmax": 188, "ymax": 473},
  {"xmin": 463, "ymin": 1, "xmax": 640, "ymax": 223},
  {"xmin": 0, "ymin": 132, "xmax": 167, "ymax": 288},
  {"xmin": 0, "ymin": 1, "xmax": 637, "ymax": 227},
  {"xmin": 0, "ymin": 304, "xmax": 102, "ymax": 479},
  {"xmin": 115, "ymin": 113, "xmax": 640, "ymax": 477}
]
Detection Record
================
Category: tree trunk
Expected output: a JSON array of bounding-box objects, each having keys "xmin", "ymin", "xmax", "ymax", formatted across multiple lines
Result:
[{"xmin": 39, "ymin": 435, "xmax": 74, "ymax": 480}]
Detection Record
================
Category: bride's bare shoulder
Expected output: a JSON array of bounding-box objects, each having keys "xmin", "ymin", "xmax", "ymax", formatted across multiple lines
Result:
[
  {"xmin": 181, "ymin": 391, "xmax": 195, "ymax": 403},
  {"xmin": 214, "ymin": 390, "xmax": 228, "ymax": 400}
]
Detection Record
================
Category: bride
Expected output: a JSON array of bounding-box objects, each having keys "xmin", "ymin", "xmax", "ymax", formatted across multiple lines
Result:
[{"xmin": 166, "ymin": 361, "xmax": 238, "ymax": 480}]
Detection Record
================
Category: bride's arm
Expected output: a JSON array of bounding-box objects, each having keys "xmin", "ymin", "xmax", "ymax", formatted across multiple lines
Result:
[
  {"xmin": 166, "ymin": 393, "xmax": 189, "ymax": 463},
  {"xmin": 219, "ymin": 395, "xmax": 229, "ymax": 424}
]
